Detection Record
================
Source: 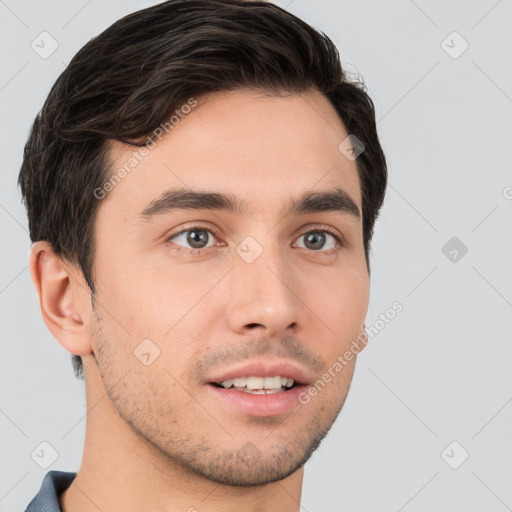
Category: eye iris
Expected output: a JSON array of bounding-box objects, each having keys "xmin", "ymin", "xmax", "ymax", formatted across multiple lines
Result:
[
  {"xmin": 187, "ymin": 230, "xmax": 209, "ymax": 248},
  {"xmin": 305, "ymin": 231, "xmax": 326, "ymax": 250}
]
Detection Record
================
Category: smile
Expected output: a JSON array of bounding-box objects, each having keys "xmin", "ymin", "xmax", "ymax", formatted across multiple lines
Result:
[
  {"xmin": 215, "ymin": 376, "xmax": 295, "ymax": 394},
  {"xmin": 205, "ymin": 362, "xmax": 310, "ymax": 416}
]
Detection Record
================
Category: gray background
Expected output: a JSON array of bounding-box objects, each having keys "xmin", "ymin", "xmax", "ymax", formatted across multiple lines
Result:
[{"xmin": 1, "ymin": 1, "xmax": 511, "ymax": 511}]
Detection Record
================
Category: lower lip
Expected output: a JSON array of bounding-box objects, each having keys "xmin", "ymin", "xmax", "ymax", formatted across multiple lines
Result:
[{"xmin": 206, "ymin": 384, "xmax": 307, "ymax": 417}]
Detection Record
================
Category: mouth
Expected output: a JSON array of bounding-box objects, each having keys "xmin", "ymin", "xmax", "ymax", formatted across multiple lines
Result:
[
  {"xmin": 211, "ymin": 375, "xmax": 297, "ymax": 394},
  {"xmin": 205, "ymin": 361, "xmax": 310, "ymax": 417}
]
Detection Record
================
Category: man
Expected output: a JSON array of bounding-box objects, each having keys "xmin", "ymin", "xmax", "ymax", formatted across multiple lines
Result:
[{"xmin": 19, "ymin": 0, "xmax": 387, "ymax": 510}]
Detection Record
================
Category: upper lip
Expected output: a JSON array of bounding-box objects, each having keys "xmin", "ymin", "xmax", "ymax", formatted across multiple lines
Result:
[{"xmin": 207, "ymin": 360, "xmax": 310, "ymax": 386}]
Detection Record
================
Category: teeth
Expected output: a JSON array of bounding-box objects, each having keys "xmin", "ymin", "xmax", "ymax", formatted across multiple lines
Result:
[
  {"xmin": 246, "ymin": 377, "xmax": 264, "ymax": 390},
  {"xmin": 219, "ymin": 376, "xmax": 295, "ymax": 390},
  {"xmin": 238, "ymin": 387, "xmax": 285, "ymax": 395},
  {"xmin": 221, "ymin": 379, "xmax": 234, "ymax": 388},
  {"xmin": 263, "ymin": 376, "xmax": 281, "ymax": 389}
]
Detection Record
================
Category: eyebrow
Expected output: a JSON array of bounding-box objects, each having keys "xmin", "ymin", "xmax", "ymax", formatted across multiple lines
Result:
[{"xmin": 137, "ymin": 186, "xmax": 360, "ymax": 220}]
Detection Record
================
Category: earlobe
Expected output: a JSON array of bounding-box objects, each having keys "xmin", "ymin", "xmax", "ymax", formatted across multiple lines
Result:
[{"xmin": 29, "ymin": 241, "xmax": 92, "ymax": 357}]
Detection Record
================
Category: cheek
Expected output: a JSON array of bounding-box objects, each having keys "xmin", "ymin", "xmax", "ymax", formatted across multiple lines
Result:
[
  {"xmin": 97, "ymin": 254, "xmax": 196, "ymax": 320},
  {"xmin": 297, "ymin": 267, "xmax": 369, "ymax": 386},
  {"xmin": 95, "ymin": 256, "xmax": 230, "ymax": 361},
  {"xmin": 301, "ymin": 262, "xmax": 369, "ymax": 338}
]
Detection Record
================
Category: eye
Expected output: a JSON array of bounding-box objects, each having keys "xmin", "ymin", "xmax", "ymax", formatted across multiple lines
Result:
[
  {"xmin": 294, "ymin": 229, "xmax": 342, "ymax": 253},
  {"xmin": 165, "ymin": 224, "xmax": 344, "ymax": 256},
  {"xmin": 167, "ymin": 227, "xmax": 218, "ymax": 252}
]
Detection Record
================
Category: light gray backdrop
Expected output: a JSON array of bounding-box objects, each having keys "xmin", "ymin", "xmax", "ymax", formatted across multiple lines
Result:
[{"xmin": 1, "ymin": 1, "xmax": 511, "ymax": 511}]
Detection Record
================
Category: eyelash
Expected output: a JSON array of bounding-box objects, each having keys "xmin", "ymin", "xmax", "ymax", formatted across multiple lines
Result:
[{"xmin": 166, "ymin": 223, "xmax": 345, "ymax": 257}]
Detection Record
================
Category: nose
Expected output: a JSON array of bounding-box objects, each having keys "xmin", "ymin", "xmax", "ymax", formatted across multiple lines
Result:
[{"xmin": 226, "ymin": 243, "xmax": 300, "ymax": 339}]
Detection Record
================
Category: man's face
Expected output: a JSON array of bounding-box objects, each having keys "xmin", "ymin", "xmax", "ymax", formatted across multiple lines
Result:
[{"xmin": 86, "ymin": 89, "xmax": 369, "ymax": 485}]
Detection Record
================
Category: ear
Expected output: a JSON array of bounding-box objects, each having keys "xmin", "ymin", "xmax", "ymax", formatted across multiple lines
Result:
[{"xmin": 29, "ymin": 241, "xmax": 93, "ymax": 357}]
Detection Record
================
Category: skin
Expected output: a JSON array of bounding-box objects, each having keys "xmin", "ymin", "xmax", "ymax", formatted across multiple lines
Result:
[{"xmin": 30, "ymin": 89, "xmax": 370, "ymax": 512}]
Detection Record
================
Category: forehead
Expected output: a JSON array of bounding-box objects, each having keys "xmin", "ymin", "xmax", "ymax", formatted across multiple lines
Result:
[{"xmin": 102, "ymin": 89, "xmax": 362, "ymax": 219}]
